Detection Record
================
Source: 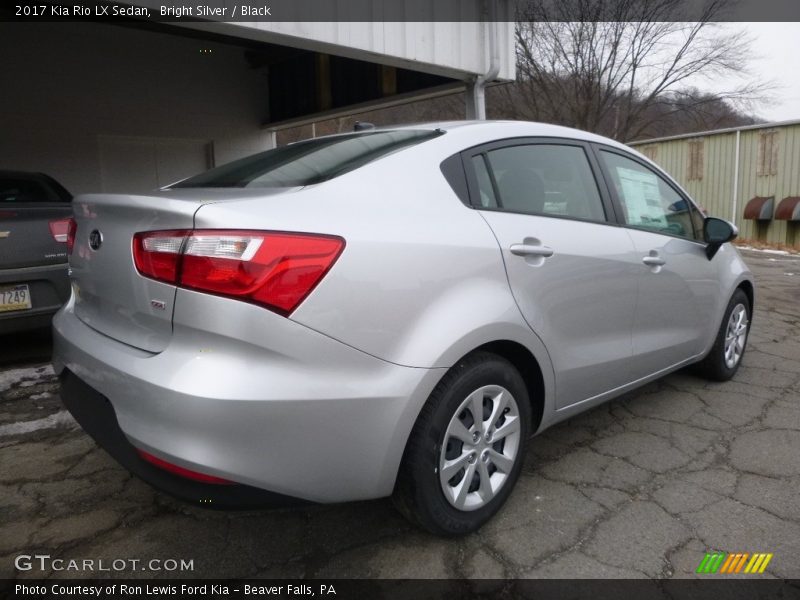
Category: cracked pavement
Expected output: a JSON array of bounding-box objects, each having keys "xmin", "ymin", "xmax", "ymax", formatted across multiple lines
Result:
[{"xmin": 1, "ymin": 250, "xmax": 798, "ymax": 580}]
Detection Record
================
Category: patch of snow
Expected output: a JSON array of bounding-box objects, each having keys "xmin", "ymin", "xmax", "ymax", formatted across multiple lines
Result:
[
  {"xmin": 0, "ymin": 365, "xmax": 55, "ymax": 393},
  {"xmin": 0, "ymin": 410, "xmax": 76, "ymax": 437},
  {"xmin": 738, "ymin": 246, "xmax": 797, "ymax": 256}
]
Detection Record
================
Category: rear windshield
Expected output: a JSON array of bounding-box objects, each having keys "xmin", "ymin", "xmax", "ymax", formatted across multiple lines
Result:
[
  {"xmin": 0, "ymin": 176, "xmax": 70, "ymax": 203},
  {"xmin": 173, "ymin": 129, "xmax": 442, "ymax": 189}
]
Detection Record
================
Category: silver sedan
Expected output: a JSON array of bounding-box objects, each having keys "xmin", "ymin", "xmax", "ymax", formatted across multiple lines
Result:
[{"xmin": 53, "ymin": 121, "xmax": 753, "ymax": 535}]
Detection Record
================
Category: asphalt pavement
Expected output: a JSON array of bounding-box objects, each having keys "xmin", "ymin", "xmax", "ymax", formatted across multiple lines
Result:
[{"xmin": 1, "ymin": 249, "xmax": 798, "ymax": 579}]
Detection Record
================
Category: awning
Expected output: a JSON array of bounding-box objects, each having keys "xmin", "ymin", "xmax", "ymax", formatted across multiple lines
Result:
[
  {"xmin": 743, "ymin": 196, "xmax": 774, "ymax": 220},
  {"xmin": 776, "ymin": 197, "xmax": 800, "ymax": 221}
]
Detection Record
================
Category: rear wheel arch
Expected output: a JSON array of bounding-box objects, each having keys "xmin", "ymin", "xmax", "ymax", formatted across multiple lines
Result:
[
  {"xmin": 418, "ymin": 340, "xmax": 546, "ymax": 437},
  {"xmin": 469, "ymin": 341, "xmax": 545, "ymax": 434},
  {"xmin": 393, "ymin": 348, "xmax": 534, "ymax": 534},
  {"xmin": 390, "ymin": 338, "xmax": 549, "ymax": 505}
]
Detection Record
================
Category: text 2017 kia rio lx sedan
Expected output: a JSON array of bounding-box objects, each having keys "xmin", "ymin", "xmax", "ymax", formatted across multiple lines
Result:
[{"xmin": 53, "ymin": 121, "xmax": 753, "ymax": 535}]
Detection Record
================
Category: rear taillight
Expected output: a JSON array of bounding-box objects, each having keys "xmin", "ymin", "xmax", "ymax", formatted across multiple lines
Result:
[
  {"xmin": 49, "ymin": 218, "xmax": 71, "ymax": 243},
  {"xmin": 133, "ymin": 230, "xmax": 188, "ymax": 284},
  {"xmin": 133, "ymin": 230, "xmax": 345, "ymax": 315}
]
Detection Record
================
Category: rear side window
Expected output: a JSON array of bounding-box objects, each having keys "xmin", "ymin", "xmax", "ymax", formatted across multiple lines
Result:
[
  {"xmin": 471, "ymin": 155, "xmax": 498, "ymax": 208},
  {"xmin": 173, "ymin": 130, "xmax": 442, "ymax": 189},
  {"xmin": 0, "ymin": 177, "xmax": 67, "ymax": 203},
  {"xmin": 481, "ymin": 144, "xmax": 607, "ymax": 222}
]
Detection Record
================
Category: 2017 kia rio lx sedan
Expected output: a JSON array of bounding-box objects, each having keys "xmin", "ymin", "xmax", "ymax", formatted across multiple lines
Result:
[{"xmin": 53, "ymin": 121, "xmax": 753, "ymax": 535}]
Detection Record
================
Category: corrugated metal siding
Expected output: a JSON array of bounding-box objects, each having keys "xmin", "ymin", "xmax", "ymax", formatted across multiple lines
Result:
[
  {"xmin": 246, "ymin": 21, "xmax": 515, "ymax": 80},
  {"xmin": 163, "ymin": 11, "xmax": 516, "ymax": 81},
  {"xmin": 632, "ymin": 123, "xmax": 800, "ymax": 246}
]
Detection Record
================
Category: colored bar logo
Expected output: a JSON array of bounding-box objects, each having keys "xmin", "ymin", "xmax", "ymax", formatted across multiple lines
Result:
[{"xmin": 696, "ymin": 552, "xmax": 773, "ymax": 574}]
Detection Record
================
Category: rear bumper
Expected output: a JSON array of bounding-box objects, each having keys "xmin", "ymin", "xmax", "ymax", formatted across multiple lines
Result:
[
  {"xmin": 60, "ymin": 370, "xmax": 305, "ymax": 509},
  {"xmin": 53, "ymin": 295, "xmax": 444, "ymax": 503},
  {"xmin": 0, "ymin": 262, "xmax": 69, "ymax": 334}
]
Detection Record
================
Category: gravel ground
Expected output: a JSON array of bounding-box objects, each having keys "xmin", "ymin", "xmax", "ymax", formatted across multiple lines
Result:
[{"xmin": 1, "ymin": 249, "xmax": 799, "ymax": 580}]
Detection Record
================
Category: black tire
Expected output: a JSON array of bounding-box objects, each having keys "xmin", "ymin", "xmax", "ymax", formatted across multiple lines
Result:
[
  {"xmin": 393, "ymin": 351, "xmax": 531, "ymax": 536},
  {"xmin": 693, "ymin": 289, "xmax": 751, "ymax": 382}
]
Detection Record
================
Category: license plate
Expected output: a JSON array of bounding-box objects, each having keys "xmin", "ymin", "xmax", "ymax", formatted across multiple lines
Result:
[{"xmin": 0, "ymin": 284, "xmax": 32, "ymax": 313}]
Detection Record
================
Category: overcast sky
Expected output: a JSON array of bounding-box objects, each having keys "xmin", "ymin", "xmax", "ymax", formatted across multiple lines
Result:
[{"xmin": 725, "ymin": 22, "xmax": 800, "ymax": 122}]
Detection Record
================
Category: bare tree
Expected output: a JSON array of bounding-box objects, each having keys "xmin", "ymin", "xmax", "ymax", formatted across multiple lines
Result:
[{"xmin": 510, "ymin": 0, "xmax": 769, "ymax": 140}]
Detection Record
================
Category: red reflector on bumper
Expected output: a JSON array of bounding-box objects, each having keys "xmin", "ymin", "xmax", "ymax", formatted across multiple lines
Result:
[{"xmin": 136, "ymin": 449, "xmax": 234, "ymax": 485}]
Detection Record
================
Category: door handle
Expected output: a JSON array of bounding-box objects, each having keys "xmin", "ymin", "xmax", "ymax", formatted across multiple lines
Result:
[
  {"xmin": 510, "ymin": 244, "xmax": 554, "ymax": 258},
  {"xmin": 642, "ymin": 256, "xmax": 666, "ymax": 267}
]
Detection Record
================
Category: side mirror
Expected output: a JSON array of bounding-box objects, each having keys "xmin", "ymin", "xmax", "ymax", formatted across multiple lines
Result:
[{"xmin": 703, "ymin": 217, "xmax": 738, "ymax": 260}]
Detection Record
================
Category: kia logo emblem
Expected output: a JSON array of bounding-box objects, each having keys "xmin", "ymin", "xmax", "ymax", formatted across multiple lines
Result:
[{"xmin": 89, "ymin": 230, "xmax": 103, "ymax": 250}]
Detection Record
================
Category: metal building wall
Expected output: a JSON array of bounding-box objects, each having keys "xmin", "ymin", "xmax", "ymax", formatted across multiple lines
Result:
[
  {"xmin": 218, "ymin": 20, "xmax": 517, "ymax": 81},
  {"xmin": 631, "ymin": 122, "xmax": 800, "ymax": 247},
  {"xmin": 141, "ymin": 1, "xmax": 517, "ymax": 81}
]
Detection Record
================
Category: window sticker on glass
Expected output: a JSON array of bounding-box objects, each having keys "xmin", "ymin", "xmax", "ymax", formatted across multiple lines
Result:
[{"xmin": 616, "ymin": 167, "xmax": 668, "ymax": 229}]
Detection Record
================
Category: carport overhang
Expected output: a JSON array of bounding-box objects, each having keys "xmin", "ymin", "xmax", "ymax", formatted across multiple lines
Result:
[
  {"xmin": 108, "ymin": 19, "xmax": 484, "ymax": 129},
  {"xmin": 173, "ymin": 19, "xmax": 515, "ymax": 130},
  {"xmin": 0, "ymin": 15, "xmax": 514, "ymax": 195}
]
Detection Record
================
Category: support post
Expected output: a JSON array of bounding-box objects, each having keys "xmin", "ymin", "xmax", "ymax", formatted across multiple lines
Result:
[
  {"xmin": 731, "ymin": 129, "xmax": 741, "ymax": 224},
  {"xmin": 465, "ymin": 78, "xmax": 486, "ymax": 120},
  {"xmin": 466, "ymin": 1, "xmax": 499, "ymax": 120}
]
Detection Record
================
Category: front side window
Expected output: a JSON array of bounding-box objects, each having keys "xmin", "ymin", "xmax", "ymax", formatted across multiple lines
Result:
[
  {"xmin": 481, "ymin": 144, "xmax": 606, "ymax": 222},
  {"xmin": 687, "ymin": 202, "xmax": 706, "ymax": 240},
  {"xmin": 173, "ymin": 129, "xmax": 442, "ymax": 189},
  {"xmin": 600, "ymin": 150, "xmax": 699, "ymax": 240}
]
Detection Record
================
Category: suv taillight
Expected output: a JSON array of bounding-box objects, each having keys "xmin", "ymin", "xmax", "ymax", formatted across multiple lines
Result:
[
  {"xmin": 49, "ymin": 218, "xmax": 71, "ymax": 243},
  {"xmin": 133, "ymin": 230, "xmax": 345, "ymax": 315},
  {"xmin": 51, "ymin": 218, "xmax": 78, "ymax": 257}
]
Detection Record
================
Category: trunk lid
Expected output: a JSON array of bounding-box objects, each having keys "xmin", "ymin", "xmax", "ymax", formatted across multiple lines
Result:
[
  {"xmin": 69, "ymin": 189, "xmax": 290, "ymax": 352},
  {"xmin": 70, "ymin": 193, "xmax": 202, "ymax": 353},
  {"xmin": 0, "ymin": 204, "xmax": 72, "ymax": 269}
]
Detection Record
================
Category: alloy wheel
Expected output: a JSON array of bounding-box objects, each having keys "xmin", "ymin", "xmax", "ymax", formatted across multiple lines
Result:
[
  {"xmin": 724, "ymin": 303, "xmax": 749, "ymax": 369},
  {"xmin": 438, "ymin": 385, "xmax": 521, "ymax": 511}
]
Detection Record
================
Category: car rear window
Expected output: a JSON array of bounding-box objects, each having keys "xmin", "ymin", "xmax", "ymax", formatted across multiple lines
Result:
[
  {"xmin": 172, "ymin": 129, "xmax": 442, "ymax": 189},
  {"xmin": 0, "ymin": 177, "xmax": 68, "ymax": 203}
]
